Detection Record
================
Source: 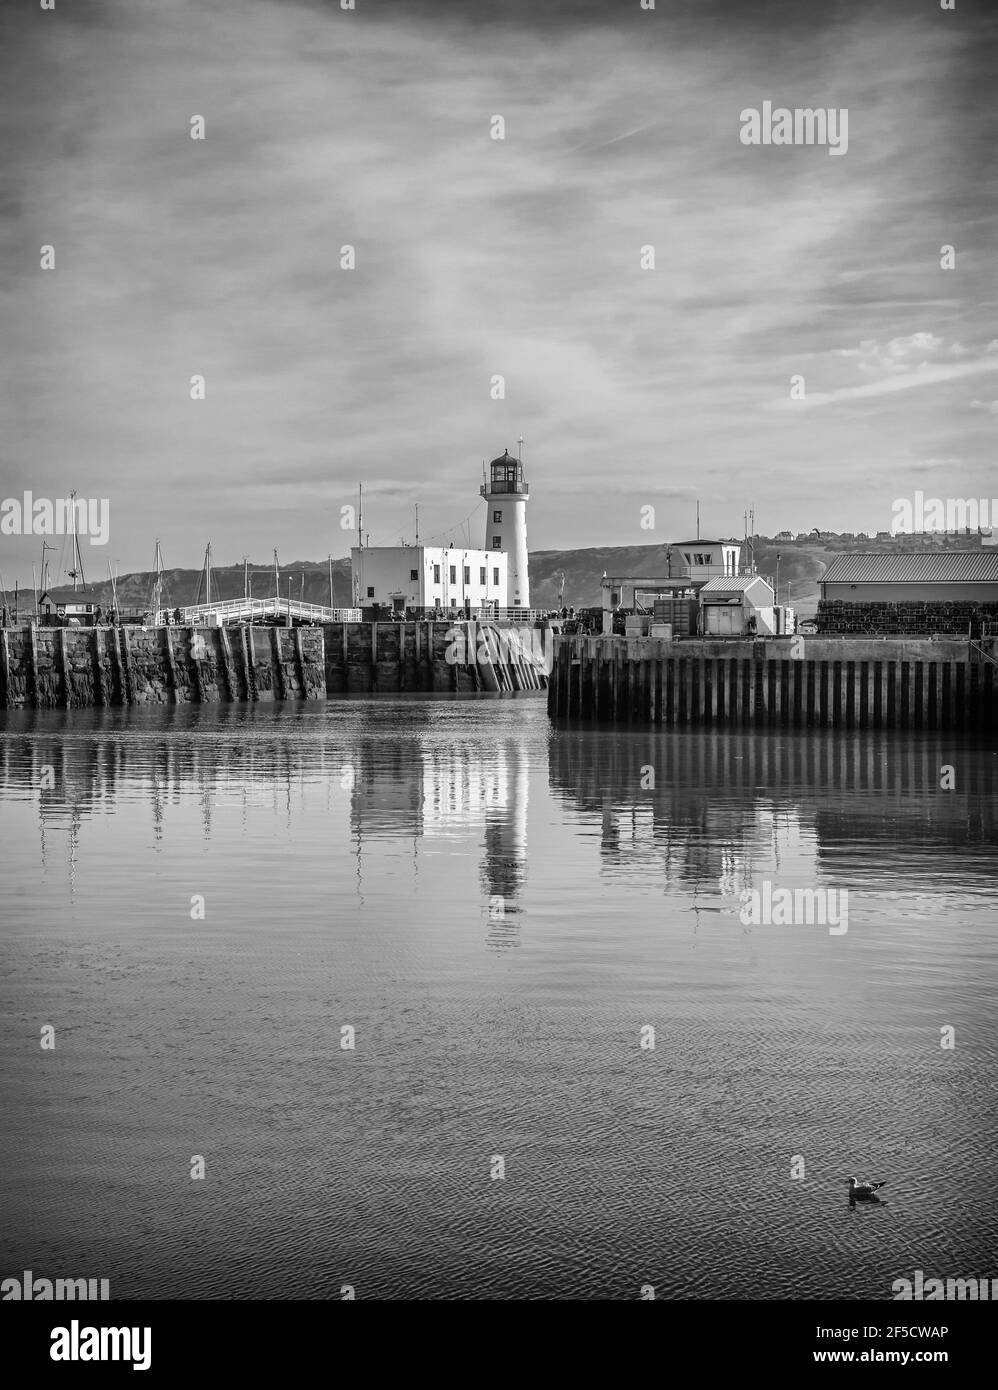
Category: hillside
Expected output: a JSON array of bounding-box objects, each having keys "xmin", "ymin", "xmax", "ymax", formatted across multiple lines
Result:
[
  {"xmin": 531, "ymin": 532, "xmax": 990, "ymax": 616},
  {"xmin": 24, "ymin": 533, "xmax": 990, "ymax": 620},
  {"xmin": 34, "ymin": 560, "xmax": 355, "ymax": 614}
]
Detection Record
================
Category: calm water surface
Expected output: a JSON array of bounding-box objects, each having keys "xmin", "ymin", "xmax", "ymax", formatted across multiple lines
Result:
[{"xmin": 1, "ymin": 695, "xmax": 996, "ymax": 1299}]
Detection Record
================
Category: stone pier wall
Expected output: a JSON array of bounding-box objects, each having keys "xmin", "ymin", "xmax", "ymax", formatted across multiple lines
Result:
[
  {"xmin": 0, "ymin": 625, "xmax": 326, "ymax": 710},
  {"xmin": 0, "ymin": 620, "xmax": 547, "ymax": 709},
  {"xmin": 321, "ymin": 620, "xmax": 547, "ymax": 694}
]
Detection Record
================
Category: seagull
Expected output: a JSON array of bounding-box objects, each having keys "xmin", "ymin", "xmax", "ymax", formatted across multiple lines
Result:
[{"xmin": 847, "ymin": 1177, "xmax": 887, "ymax": 1203}]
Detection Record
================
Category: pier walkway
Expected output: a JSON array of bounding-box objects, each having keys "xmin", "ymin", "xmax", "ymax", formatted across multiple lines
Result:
[{"xmin": 155, "ymin": 597, "xmax": 361, "ymax": 626}]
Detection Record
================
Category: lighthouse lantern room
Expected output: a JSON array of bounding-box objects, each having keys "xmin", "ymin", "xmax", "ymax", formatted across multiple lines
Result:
[{"xmin": 481, "ymin": 443, "xmax": 531, "ymax": 611}]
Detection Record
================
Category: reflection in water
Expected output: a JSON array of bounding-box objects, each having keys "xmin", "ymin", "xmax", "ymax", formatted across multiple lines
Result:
[
  {"xmin": 1, "ymin": 704, "xmax": 534, "ymax": 950},
  {"xmin": 3, "ymin": 709, "xmax": 996, "ymax": 924},
  {"xmin": 347, "ymin": 732, "xmax": 529, "ymax": 946},
  {"xmin": 1, "ymin": 702, "xmax": 996, "ymax": 1300},
  {"xmin": 550, "ymin": 729, "xmax": 998, "ymax": 901}
]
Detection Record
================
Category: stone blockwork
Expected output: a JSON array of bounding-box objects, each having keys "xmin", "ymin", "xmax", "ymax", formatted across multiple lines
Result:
[
  {"xmin": 321, "ymin": 620, "xmax": 548, "ymax": 694},
  {"xmin": 817, "ymin": 599, "xmax": 998, "ymax": 636},
  {"xmin": 0, "ymin": 621, "xmax": 544, "ymax": 709},
  {"xmin": 0, "ymin": 625, "xmax": 326, "ymax": 710}
]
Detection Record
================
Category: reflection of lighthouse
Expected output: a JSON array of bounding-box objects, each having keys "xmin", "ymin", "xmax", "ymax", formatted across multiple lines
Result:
[
  {"xmin": 418, "ymin": 740, "xmax": 529, "ymax": 946},
  {"xmin": 481, "ymin": 443, "xmax": 530, "ymax": 610},
  {"xmin": 480, "ymin": 740, "xmax": 529, "ymax": 905}
]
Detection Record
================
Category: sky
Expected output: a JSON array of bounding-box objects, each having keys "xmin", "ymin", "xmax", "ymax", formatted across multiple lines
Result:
[{"xmin": 1, "ymin": 0, "xmax": 995, "ymax": 588}]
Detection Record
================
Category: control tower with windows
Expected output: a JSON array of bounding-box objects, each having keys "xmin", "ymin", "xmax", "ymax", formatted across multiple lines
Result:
[{"xmin": 481, "ymin": 446, "xmax": 530, "ymax": 611}]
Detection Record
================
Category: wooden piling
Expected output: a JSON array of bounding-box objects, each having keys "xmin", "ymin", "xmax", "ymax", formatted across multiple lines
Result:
[
  {"xmin": 163, "ymin": 627, "xmax": 178, "ymax": 701},
  {"xmin": 92, "ymin": 628, "xmax": 106, "ymax": 707},
  {"xmin": 27, "ymin": 624, "xmax": 39, "ymax": 706},
  {"xmin": 119, "ymin": 627, "xmax": 135, "ymax": 704},
  {"xmin": 293, "ymin": 627, "xmax": 307, "ymax": 696},
  {"xmin": 241, "ymin": 625, "xmax": 257, "ymax": 700},
  {"xmin": 218, "ymin": 626, "xmax": 236, "ymax": 701},
  {"xmin": 58, "ymin": 627, "xmax": 71, "ymax": 708},
  {"xmin": 271, "ymin": 626, "xmax": 287, "ymax": 700}
]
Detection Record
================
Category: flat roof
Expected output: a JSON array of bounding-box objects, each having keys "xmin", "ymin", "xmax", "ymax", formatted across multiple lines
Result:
[{"xmin": 822, "ymin": 551, "xmax": 998, "ymax": 584}]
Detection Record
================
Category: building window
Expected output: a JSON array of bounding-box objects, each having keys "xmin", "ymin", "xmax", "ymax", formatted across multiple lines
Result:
[
  {"xmin": 433, "ymin": 564, "xmax": 440, "ymax": 583},
  {"xmin": 450, "ymin": 597, "xmax": 456, "ymax": 608},
  {"xmin": 493, "ymin": 510, "xmax": 502, "ymax": 523},
  {"xmin": 684, "ymin": 553, "xmax": 692, "ymax": 565},
  {"xmin": 479, "ymin": 567, "xmax": 486, "ymax": 585},
  {"xmin": 492, "ymin": 535, "xmax": 501, "ymax": 549},
  {"xmin": 410, "ymin": 569, "xmax": 418, "ymax": 582},
  {"xmin": 493, "ymin": 567, "xmax": 499, "ymax": 585},
  {"xmin": 463, "ymin": 565, "xmax": 470, "ymax": 585},
  {"xmin": 449, "ymin": 565, "xmax": 456, "ymax": 584},
  {"xmin": 366, "ymin": 586, "xmax": 375, "ymax": 598}
]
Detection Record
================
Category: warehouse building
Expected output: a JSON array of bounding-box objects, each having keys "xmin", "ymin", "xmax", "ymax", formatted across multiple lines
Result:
[{"xmin": 818, "ymin": 551, "xmax": 998, "ymax": 635}]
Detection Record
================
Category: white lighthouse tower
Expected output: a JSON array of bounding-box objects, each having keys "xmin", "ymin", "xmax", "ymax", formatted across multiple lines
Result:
[{"xmin": 481, "ymin": 440, "xmax": 530, "ymax": 612}]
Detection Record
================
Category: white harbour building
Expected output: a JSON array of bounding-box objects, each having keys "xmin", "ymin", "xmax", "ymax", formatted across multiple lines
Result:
[
  {"xmin": 350, "ymin": 447, "xmax": 533, "ymax": 618},
  {"xmin": 351, "ymin": 544, "xmax": 508, "ymax": 618}
]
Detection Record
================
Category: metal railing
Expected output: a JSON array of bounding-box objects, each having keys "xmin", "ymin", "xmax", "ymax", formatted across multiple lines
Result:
[
  {"xmin": 154, "ymin": 597, "xmax": 361, "ymax": 626},
  {"xmin": 494, "ymin": 607, "xmax": 547, "ymax": 622}
]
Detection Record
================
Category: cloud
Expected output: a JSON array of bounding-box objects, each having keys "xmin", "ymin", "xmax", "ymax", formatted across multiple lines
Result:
[{"xmin": 1, "ymin": 0, "xmax": 996, "ymax": 581}]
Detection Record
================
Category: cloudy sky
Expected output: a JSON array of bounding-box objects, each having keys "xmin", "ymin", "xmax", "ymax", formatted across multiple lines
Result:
[{"xmin": 1, "ymin": 0, "xmax": 995, "ymax": 586}]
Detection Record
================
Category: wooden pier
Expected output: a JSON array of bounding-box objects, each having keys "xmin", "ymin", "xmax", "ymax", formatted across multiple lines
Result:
[{"xmin": 548, "ymin": 635, "xmax": 998, "ymax": 731}]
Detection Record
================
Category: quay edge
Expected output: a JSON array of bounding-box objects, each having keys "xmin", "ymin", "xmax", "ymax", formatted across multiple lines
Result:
[{"xmin": 547, "ymin": 634, "xmax": 998, "ymax": 731}]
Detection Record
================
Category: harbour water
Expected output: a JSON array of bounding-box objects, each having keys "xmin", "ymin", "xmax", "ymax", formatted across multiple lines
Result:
[{"xmin": 1, "ymin": 695, "xmax": 996, "ymax": 1299}]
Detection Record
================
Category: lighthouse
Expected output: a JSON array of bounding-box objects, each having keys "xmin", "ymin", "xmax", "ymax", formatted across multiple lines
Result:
[{"xmin": 481, "ymin": 441, "xmax": 530, "ymax": 611}]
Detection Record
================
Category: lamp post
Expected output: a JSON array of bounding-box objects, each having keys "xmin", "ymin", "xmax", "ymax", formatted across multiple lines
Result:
[{"xmin": 775, "ymin": 552, "xmax": 781, "ymax": 606}]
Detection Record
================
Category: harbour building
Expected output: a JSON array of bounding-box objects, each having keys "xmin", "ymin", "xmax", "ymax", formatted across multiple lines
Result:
[
  {"xmin": 351, "ymin": 544, "xmax": 509, "ymax": 619},
  {"xmin": 351, "ymin": 445, "xmax": 533, "ymax": 619}
]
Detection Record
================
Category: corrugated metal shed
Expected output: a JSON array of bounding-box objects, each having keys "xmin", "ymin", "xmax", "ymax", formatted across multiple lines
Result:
[
  {"xmin": 700, "ymin": 576, "xmax": 772, "ymax": 594},
  {"xmin": 821, "ymin": 551, "xmax": 998, "ymax": 584}
]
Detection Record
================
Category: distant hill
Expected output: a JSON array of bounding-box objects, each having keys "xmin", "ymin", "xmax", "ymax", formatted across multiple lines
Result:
[
  {"xmin": 35, "ymin": 560, "xmax": 355, "ymax": 614},
  {"xmin": 25, "ymin": 533, "xmax": 990, "ymax": 619},
  {"xmin": 531, "ymin": 531, "xmax": 992, "ymax": 616}
]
